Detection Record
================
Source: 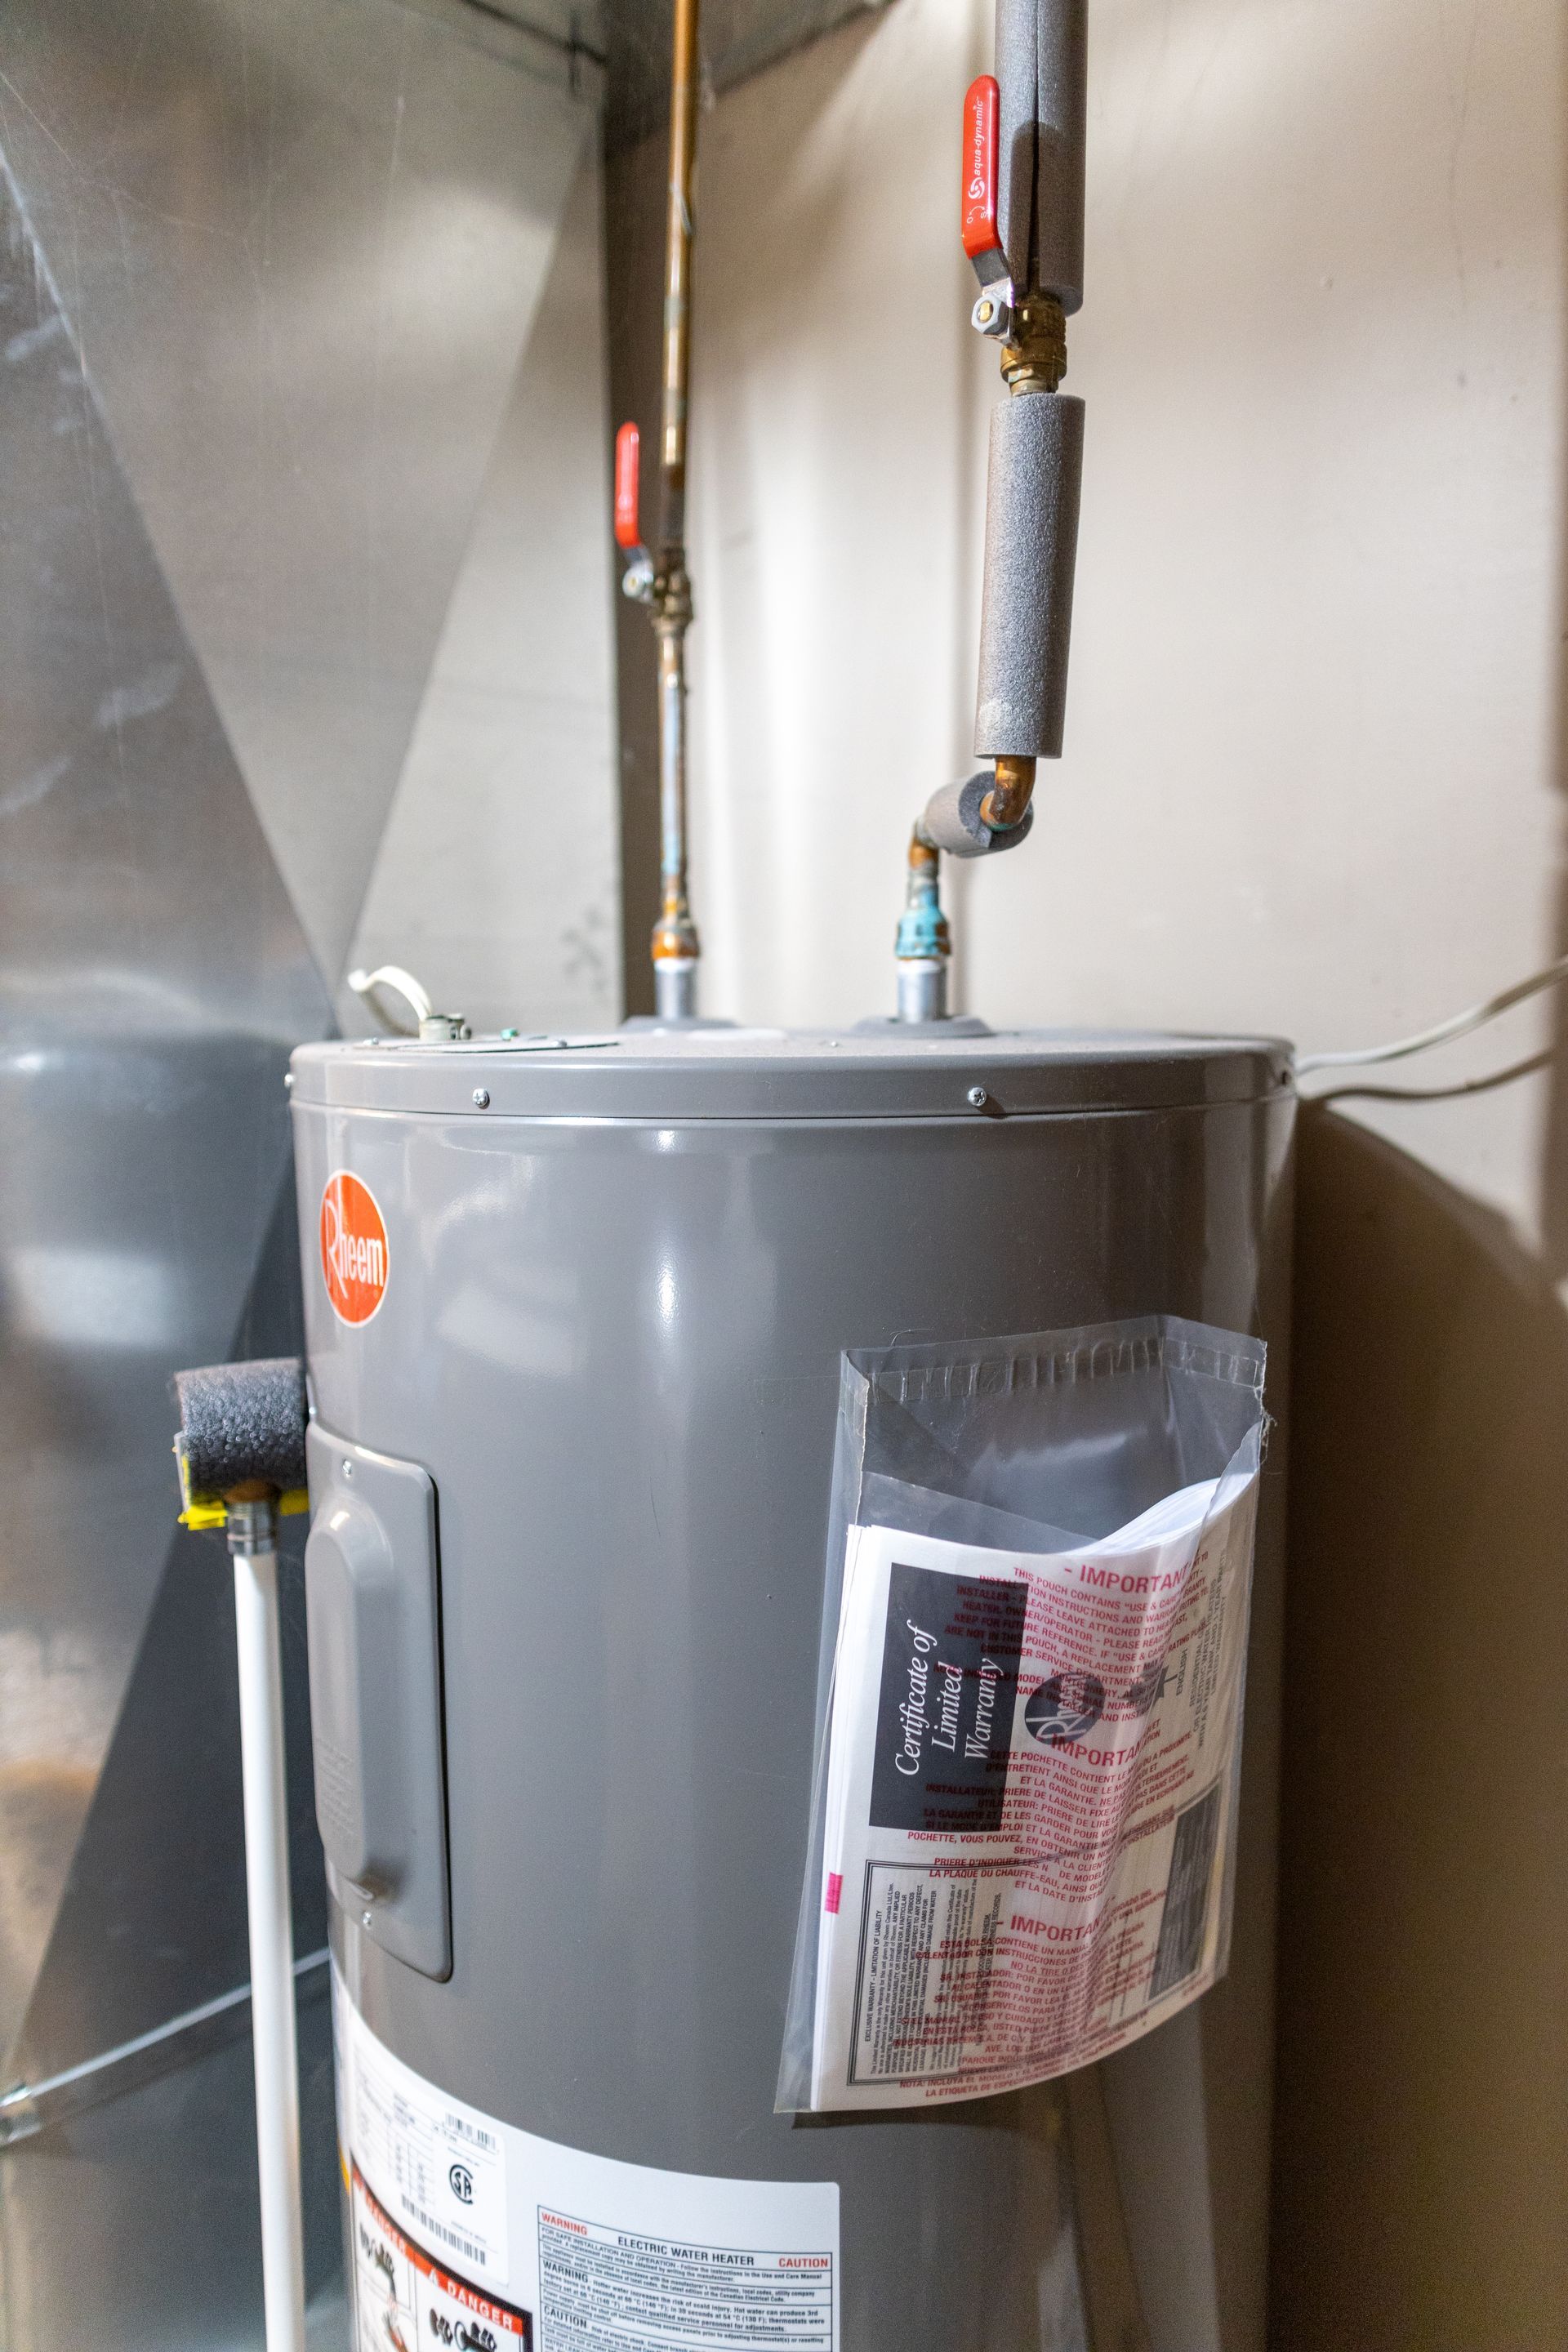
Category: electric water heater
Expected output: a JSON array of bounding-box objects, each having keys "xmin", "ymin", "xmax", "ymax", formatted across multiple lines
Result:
[{"xmin": 292, "ymin": 1023, "xmax": 1293, "ymax": 2352}]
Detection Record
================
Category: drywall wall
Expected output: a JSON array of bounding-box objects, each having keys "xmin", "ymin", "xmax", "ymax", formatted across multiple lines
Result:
[{"xmin": 659, "ymin": 2, "xmax": 1568, "ymax": 2345}]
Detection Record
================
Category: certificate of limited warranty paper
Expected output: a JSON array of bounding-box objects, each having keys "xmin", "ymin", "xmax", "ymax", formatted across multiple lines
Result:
[{"xmin": 807, "ymin": 1465, "xmax": 1260, "ymax": 2110}]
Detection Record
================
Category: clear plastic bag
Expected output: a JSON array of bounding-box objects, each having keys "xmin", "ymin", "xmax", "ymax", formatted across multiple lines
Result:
[{"xmin": 776, "ymin": 1314, "xmax": 1267, "ymax": 2114}]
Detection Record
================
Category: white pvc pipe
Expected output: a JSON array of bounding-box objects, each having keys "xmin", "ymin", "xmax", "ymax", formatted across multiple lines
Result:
[{"xmin": 234, "ymin": 1540, "xmax": 308, "ymax": 2352}]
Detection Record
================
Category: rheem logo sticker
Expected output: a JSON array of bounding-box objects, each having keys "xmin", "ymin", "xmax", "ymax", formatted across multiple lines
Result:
[{"xmin": 320, "ymin": 1173, "xmax": 389, "ymax": 1325}]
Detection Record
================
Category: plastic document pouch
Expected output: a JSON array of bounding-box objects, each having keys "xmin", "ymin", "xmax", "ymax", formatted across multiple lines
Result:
[{"xmin": 776, "ymin": 1315, "xmax": 1268, "ymax": 2114}]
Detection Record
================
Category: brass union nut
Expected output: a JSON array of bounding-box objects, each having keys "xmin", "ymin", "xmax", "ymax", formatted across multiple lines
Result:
[{"xmin": 1000, "ymin": 293, "xmax": 1067, "ymax": 394}]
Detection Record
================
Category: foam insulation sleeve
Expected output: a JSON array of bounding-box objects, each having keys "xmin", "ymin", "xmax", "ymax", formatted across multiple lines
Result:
[
  {"xmin": 974, "ymin": 391, "xmax": 1085, "ymax": 761},
  {"xmin": 172, "ymin": 1356, "xmax": 309, "ymax": 1502},
  {"xmin": 996, "ymin": 0, "xmax": 1087, "ymax": 312},
  {"xmin": 920, "ymin": 773, "xmax": 1036, "ymax": 860}
]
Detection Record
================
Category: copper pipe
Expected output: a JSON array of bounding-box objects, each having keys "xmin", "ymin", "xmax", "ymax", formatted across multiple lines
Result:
[
  {"xmin": 980, "ymin": 752, "xmax": 1036, "ymax": 833},
  {"xmin": 650, "ymin": 0, "xmax": 701, "ymax": 1015},
  {"xmin": 659, "ymin": 0, "xmax": 699, "ymax": 555},
  {"xmin": 651, "ymin": 618, "xmax": 696, "ymax": 1006}
]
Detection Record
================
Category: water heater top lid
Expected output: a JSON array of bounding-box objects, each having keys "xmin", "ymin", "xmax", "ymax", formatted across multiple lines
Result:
[{"xmin": 290, "ymin": 1027, "xmax": 1292, "ymax": 1121}]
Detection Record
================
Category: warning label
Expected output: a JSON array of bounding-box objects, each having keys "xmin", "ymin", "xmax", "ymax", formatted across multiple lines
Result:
[
  {"xmin": 537, "ymin": 2212, "xmax": 834, "ymax": 2350},
  {"xmin": 335, "ymin": 1972, "xmax": 840, "ymax": 2351}
]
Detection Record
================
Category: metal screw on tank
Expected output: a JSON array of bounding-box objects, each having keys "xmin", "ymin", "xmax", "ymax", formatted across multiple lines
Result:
[
  {"xmin": 473, "ymin": 1088, "xmax": 491, "ymax": 1108},
  {"xmin": 968, "ymin": 1085, "xmax": 989, "ymax": 1109}
]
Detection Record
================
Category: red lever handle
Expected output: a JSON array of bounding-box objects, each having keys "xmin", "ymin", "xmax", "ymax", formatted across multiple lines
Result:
[
  {"xmin": 961, "ymin": 75, "xmax": 1003, "ymax": 270},
  {"xmin": 614, "ymin": 421, "xmax": 642, "ymax": 550}
]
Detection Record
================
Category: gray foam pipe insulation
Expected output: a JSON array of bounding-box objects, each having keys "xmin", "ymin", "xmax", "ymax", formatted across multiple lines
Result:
[
  {"xmin": 172, "ymin": 1357, "xmax": 307, "ymax": 1501},
  {"xmin": 982, "ymin": 0, "xmax": 1085, "ymax": 764},
  {"xmin": 996, "ymin": 0, "xmax": 1086, "ymax": 309},
  {"xmin": 975, "ymin": 390, "xmax": 1085, "ymax": 760}
]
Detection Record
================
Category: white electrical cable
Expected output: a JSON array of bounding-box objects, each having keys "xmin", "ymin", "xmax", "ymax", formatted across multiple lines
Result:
[
  {"xmin": 1304, "ymin": 1049, "xmax": 1553, "ymax": 1107},
  {"xmin": 1294, "ymin": 951, "xmax": 1568, "ymax": 1076},
  {"xmin": 346, "ymin": 964, "xmax": 434, "ymax": 1036}
]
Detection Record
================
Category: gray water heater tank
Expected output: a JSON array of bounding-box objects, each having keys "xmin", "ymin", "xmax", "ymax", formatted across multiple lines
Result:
[{"xmin": 290, "ymin": 1026, "xmax": 1294, "ymax": 2352}]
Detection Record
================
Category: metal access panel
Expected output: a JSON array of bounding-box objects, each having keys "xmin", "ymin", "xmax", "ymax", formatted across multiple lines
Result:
[
  {"xmin": 305, "ymin": 1423, "xmax": 451, "ymax": 1982},
  {"xmin": 291, "ymin": 1025, "xmax": 1295, "ymax": 2352}
]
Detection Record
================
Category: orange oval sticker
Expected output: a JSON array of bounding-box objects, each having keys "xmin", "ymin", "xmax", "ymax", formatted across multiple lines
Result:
[{"xmin": 320, "ymin": 1172, "xmax": 389, "ymax": 1326}]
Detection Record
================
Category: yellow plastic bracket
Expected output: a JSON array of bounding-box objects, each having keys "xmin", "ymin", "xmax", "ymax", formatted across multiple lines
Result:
[
  {"xmin": 178, "ymin": 1501, "xmax": 229, "ymax": 1533},
  {"xmin": 172, "ymin": 1439, "xmax": 310, "ymax": 1533}
]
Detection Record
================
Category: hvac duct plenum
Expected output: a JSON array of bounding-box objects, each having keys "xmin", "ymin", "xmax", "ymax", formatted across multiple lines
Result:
[{"xmin": 292, "ymin": 1027, "xmax": 1294, "ymax": 2352}]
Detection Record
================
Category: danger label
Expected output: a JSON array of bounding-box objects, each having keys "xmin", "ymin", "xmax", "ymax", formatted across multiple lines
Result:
[
  {"xmin": 352, "ymin": 2163, "xmax": 530, "ymax": 2351},
  {"xmin": 321, "ymin": 1172, "xmax": 389, "ymax": 1325}
]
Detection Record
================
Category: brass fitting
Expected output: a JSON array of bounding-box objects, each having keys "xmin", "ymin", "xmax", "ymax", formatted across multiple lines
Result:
[
  {"xmin": 979, "ymin": 754, "xmax": 1036, "ymax": 832},
  {"xmin": 650, "ymin": 561, "xmax": 694, "ymax": 631},
  {"xmin": 1000, "ymin": 292, "xmax": 1067, "ymax": 394},
  {"xmin": 652, "ymin": 885, "xmax": 699, "ymax": 965}
]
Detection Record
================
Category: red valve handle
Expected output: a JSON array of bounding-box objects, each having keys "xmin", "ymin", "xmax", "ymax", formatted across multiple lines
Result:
[
  {"xmin": 614, "ymin": 421, "xmax": 642, "ymax": 550},
  {"xmin": 961, "ymin": 74, "xmax": 1003, "ymax": 272}
]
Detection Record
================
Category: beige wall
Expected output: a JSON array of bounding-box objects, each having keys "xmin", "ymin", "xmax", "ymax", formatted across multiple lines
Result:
[{"xmin": 676, "ymin": 1, "xmax": 1568, "ymax": 2344}]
